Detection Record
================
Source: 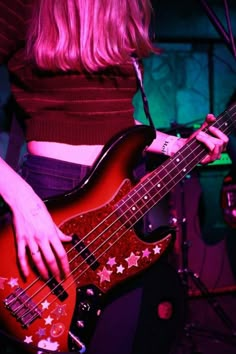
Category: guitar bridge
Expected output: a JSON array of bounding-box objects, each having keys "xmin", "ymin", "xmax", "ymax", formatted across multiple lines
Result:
[{"xmin": 4, "ymin": 287, "xmax": 42, "ymax": 327}]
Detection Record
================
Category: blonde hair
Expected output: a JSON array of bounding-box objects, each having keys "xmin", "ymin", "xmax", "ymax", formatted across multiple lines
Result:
[{"xmin": 27, "ymin": 0, "xmax": 157, "ymax": 72}]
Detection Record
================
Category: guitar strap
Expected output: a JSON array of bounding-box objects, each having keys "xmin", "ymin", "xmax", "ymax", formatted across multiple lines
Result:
[{"xmin": 131, "ymin": 56, "xmax": 156, "ymax": 135}]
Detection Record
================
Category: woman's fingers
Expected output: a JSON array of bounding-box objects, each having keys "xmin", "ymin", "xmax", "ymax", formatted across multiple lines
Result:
[
  {"xmin": 14, "ymin": 213, "xmax": 71, "ymax": 280},
  {"xmin": 193, "ymin": 113, "xmax": 229, "ymax": 164},
  {"xmin": 17, "ymin": 237, "xmax": 30, "ymax": 278}
]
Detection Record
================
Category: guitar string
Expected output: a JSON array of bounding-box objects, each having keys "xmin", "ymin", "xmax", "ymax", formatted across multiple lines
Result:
[
  {"xmin": 9, "ymin": 108, "xmax": 236, "ymax": 325},
  {"xmin": 17, "ymin": 115, "xmax": 236, "ymax": 327},
  {"xmin": 7, "ymin": 108, "xmax": 236, "ymax": 326},
  {"xmin": 17, "ymin": 109, "xmax": 235, "ymax": 324},
  {"xmin": 57, "ymin": 108, "xmax": 236, "ymax": 286},
  {"xmin": 21, "ymin": 110, "xmax": 235, "ymax": 326},
  {"xmin": 9, "ymin": 108, "xmax": 236, "ymax": 323}
]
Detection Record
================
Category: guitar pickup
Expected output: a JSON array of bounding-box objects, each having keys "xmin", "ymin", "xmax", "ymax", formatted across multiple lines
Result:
[
  {"xmin": 47, "ymin": 278, "xmax": 68, "ymax": 301},
  {"xmin": 72, "ymin": 234, "xmax": 99, "ymax": 270}
]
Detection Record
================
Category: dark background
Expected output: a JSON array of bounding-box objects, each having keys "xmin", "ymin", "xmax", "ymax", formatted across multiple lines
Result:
[{"xmin": 0, "ymin": 2, "xmax": 236, "ymax": 352}]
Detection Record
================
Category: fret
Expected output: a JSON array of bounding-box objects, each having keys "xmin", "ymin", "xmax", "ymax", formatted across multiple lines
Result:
[{"xmin": 141, "ymin": 182, "xmax": 155, "ymax": 201}]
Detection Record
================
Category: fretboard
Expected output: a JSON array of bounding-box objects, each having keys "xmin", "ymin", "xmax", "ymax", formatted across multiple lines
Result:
[{"xmin": 116, "ymin": 103, "xmax": 236, "ymax": 226}]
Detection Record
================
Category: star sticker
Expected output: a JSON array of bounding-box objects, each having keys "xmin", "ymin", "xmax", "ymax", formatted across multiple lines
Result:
[
  {"xmin": 41, "ymin": 300, "xmax": 50, "ymax": 310},
  {"xmin": 153, "ymin": 245, "xmax": 161, "ymax": 254},
  {"xmin": 51, "ymin": 304, "xmax": 67, "ymax": 320},
  {"xmin": 38, "ymin": 337, "xmax": 59, "ymax": 351},
  {"xmin": 125, "ymin": 252, "xmax": 140, "ymax": 268},
  {"xmin": 8, "ymin": 277, "xmax": 19, "ymax": 288},
  {"xmin": 0, "ymin": 277, "xmax": 7, "ymax": 290},
  {"xmin": 142, "ymin": 248, "xmax": 151, "ymax": 258},
  {"xmin": 36, "ymin": 328, "xmax": 46, "ymax": 337},
  {"xmin": 44, "ymin": 315, "xmax": 53, "ymax": 325},
  {"xmin": 116, "ymin": 264, "xmax": 125, "ymax": 274},
  {"xmin": 97, "ymin": 266, "xmax": 113, "ymax": 283},
  {"xmin": 24, "ymin": 336, "xmax": 33, "ymax": 344},
  {"xmin": 106, "ymin": 257, "xmax": 117, "ymax": 267}
]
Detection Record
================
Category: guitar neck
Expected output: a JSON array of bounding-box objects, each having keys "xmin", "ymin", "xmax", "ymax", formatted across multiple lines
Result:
[{"xmin": 117, "ymin": 103, "xmax": 236, "ymax": 225}]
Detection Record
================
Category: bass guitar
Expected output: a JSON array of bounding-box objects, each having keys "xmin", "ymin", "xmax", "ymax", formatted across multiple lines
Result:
[{"xmin": 0, "ymin": 103, "xmax": 235, "ymax": 353}]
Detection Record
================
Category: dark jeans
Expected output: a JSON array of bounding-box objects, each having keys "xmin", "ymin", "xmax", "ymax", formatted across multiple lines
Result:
[
  {"xmin": 19, "ymin": 154, "xmax": 90, "ymax": 199},
  {"xmin": 1, "ymin": 154, "xmax": 186, "ymax": 354}
]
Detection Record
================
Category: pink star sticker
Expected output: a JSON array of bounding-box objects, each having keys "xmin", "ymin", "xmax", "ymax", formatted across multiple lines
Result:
[
  {"xmin": 107, "ymin": 257, "xmax": 116, "ymax": 267},
  {"xmin": 142, "ymin": 248, "xmax": 151, "ymax": 258},
  {"xmin": 125, "ymin": 252, "xmax": 140, "ymax": 268},
  {"xmin": 97, "ymin": 267, "xmax": 113, "ymax": 283}
]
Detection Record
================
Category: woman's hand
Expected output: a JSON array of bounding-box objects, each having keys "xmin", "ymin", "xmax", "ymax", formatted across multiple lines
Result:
[
  {"xmin": 0, "ymin": 157, "xmax": 72, "ymax": 281},
  {"xmin": 0, "ymin": 158, "xmax": 72, "ymax": 282},
  {"xmin": 194, "ymin": 113, "xmax": 229, "ymax": 164},
  {"xmin": 171, "ymin": 114, "xmax": 229, "ymax": 163},
  {"xmin": 10, "ymin": 184, "xmax": 72, "ymax": 281}
]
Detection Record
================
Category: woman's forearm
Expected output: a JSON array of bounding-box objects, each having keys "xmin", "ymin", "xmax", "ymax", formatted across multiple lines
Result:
[{"xmin": 0, "ymin": 156, "xmax": 33, "ymax": 208}]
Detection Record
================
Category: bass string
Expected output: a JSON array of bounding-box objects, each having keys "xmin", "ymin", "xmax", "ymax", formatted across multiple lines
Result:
[
  {"xmin": 13, "ymin": 107, "xmax": 236, "ymax": 324},
  {"xmin": 13, "ymin": 108, "xmax": 236, "ymax": 320}
]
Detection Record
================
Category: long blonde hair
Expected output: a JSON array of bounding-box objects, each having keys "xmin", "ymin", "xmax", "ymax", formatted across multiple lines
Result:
[{"xmin": 27, "ymin": 0, "xmax": 157, "ymax": 72}]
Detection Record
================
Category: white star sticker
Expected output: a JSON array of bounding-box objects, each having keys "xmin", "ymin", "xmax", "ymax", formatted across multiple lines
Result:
[
  {"xmin": 44, "ymin": 315, "xmax": 53, "ymax": 325},
  {"xmin": 116, "ymin": 264, "xmax": 125, "ymax": 274},
  {"xmin": 125, "ymin": 252, "xmax": 140, "ymax": 268},
  {"xmin": 8, "ymin": 277, "xmax": 19, "ymax": 288},
  {"xmin": 24, "ymin": 336, "xmax": 33, "ymax": 344},
  {"xmin": 97, "ymin": 267, "xmax": 113, "ymax": 283},
  {"xmin": 41, "ymin": 300, "xmax": 50, "ymax": 310},
  {"xmin": 107, "ymin": 257, "xmax": 117, "ymax": 267},
  {"xmin": 142, "ymin": 248, "xmax": 151, "ymax": 258},
  {"xmin": 153, "ymin": 245, "xmax": 161, "ymax": 254}
]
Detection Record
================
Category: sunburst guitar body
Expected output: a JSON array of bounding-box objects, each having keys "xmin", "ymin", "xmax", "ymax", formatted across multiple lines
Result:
[{"xmin": 0, "ymin": 101, "xmax": 236, "ymax": 353}]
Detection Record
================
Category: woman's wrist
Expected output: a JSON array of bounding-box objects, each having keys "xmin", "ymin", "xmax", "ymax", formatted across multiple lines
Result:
[
  {"xmin": 161, "ymin": 135, "xmax": 178, "ymax": 156},
  {"xmin": 168, "ymin": 137, "xmax": 187, "ymax": 156},
  {"xmin": 161, "ymin": 135, "xmax": 187, "ymax": 157},
  {"xmin": 145, "ymin": 132, "xmax": 187, "ymax": 157}
]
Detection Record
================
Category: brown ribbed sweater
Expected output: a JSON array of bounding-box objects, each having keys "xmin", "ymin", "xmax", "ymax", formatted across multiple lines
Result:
[{"xmin": 0, "ymin": 0, "xmax": 138, "ymax": 145}]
